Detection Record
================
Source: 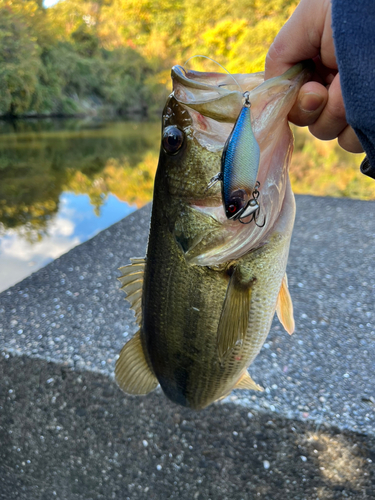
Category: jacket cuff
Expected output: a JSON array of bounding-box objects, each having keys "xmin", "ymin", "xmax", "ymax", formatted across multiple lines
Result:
[{"xmin": 360, "ymin": 156, "xmax": 375, "ymax": 180}]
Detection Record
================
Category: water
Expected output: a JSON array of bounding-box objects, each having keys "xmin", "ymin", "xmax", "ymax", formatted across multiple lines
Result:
[
  {"xmin": 0, "ymin": 119, "xmax": 368, "ymax": 293},
  {"xmin": 0, "ymin": 119, "xmax": 160, "ymax": 292}
]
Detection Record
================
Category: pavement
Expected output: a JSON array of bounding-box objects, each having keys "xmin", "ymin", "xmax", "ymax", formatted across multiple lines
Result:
[{"xmin": 1, "ymin": 196, "xmax": 375, "ymax": 499}]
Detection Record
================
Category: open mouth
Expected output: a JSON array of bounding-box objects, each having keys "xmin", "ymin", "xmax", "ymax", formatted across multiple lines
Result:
[{"xmin": 171, "ymin": 62, "xmax": 312, "ymax": 266}]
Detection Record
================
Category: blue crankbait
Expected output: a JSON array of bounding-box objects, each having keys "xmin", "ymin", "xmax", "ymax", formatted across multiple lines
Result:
[{"xmin": 207, "ymin": 91, "xmax": 264, "ymax": 226}]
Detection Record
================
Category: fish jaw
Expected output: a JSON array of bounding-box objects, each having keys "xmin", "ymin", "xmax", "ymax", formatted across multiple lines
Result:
[
  {"xmin": 170, "ymin": 62, "xmax": 311, "ymax": 267},
  {"xmin": 184, "ymin": 127, "xmax": 294, "ymax": 266}
]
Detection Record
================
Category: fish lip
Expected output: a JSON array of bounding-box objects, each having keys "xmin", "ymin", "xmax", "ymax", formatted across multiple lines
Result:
[
  {"xmin": 171, "ymin": 65, "xmax": 227, "ymax": 92},
  {"xmin": 172, "ymin": 59, "xmax": 314, "ymax": 94},
  {"xmin": 172, "ymin": 65, "xmax": 250, "ymax": 92},
  {"xmin": 260, "ymin": 59, "xmax": 314, "ymax": 93},
  {"xmin": 171, "ymin": 61, "xmax": 314, "ymax": 150}
]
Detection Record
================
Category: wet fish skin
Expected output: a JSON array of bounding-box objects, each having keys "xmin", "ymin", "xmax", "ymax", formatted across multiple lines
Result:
[
  {"xmin": 145, "ymin": 193, "xmax": 293, "ymax": 409},
  {"xmin": 115, "ymin": 62, "xmax": 311, "ymax": 410}
]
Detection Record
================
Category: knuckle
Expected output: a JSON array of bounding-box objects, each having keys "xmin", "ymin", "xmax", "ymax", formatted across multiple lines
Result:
[
  {"xmin": 327, "ymin": 101, "xmax": 346, "ymax": 122},
  {"xmin": 265, "ymin": 43, "xmax": 283, "ymax": 76},
  {"xmin": 267, "ymin": 39, "xmax": 285, "ymax": 60},
  {"xmin": 308, "ymin": 122, "xmax": 334, "ymax": 141},
  {"xmin": 338, "ymin": 127, "xmax": 364, "ymax": 153}
]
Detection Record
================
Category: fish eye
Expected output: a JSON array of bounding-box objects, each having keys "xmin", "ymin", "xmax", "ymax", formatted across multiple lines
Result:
[{"xmin": 162, "ymin": 126, "xmax": 184, "ymax": 154}]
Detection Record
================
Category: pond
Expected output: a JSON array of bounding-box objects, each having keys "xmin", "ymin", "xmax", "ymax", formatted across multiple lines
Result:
[
  {"xmin": 0, "ymin": 119, "xmax": 160, "ymax": 292},
  {"xmin": 0, "ymin": 119, "xmax": 368, "ymax": 293}
]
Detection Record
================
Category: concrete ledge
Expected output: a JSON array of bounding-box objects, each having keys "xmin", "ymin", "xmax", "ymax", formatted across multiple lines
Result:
[{"xmin": 1, "ymin": 196, "xmax": 375, "ymax": 498}]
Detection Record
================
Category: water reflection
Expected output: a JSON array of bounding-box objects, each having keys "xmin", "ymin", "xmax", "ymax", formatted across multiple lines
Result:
[
  {"xmin": 0, "ymin": 119, "xmax": 160, "ymax": 292},
  {"xmin": 0, "ymin": 192, "xmax": 135, "ymax": 291},
  {"xmin": 0, "ymin": 119, "xmax": 369, "ymax": 293}
]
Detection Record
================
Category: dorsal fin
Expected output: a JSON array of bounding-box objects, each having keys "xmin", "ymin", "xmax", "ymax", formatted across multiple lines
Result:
[
  {"xmin": 115, "ymin": 330, "xmax": 158, "ymax": 395},
  {"xmin": 118, "ymin": 257, "xmax": 145, "ymax": 326},
  {"xmin": 276, "ymin": 274, "xmax": 295, "ymax": 335}
]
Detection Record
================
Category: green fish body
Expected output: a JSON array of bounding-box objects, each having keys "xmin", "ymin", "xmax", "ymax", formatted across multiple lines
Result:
[{"xmin": 115, "ymin": 62, "xmax": 312, "ymax": 410}]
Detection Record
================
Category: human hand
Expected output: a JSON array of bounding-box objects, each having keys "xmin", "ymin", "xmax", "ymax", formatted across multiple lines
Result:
[{"xmin": 265, "ymin": 0, "xmax": 363, "ymax": 154}]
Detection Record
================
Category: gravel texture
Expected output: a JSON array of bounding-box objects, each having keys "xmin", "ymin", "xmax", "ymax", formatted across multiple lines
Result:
[
  {"xmin": 1, "ymin": 354, "xmax": 374, "ymax": 500},
  {"xmin": 1, "ymin": 195, "xmax": 375, "ymax": 498}
]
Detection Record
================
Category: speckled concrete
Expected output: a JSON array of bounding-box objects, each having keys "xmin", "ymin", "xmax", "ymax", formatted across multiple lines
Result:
[
  {"xmin": 1, "ymin": 196, "xmax": 375, "ymax": 498},
  {"xmin": 1, "ymin": 355, "xmax": 375, "ymax": 500}
]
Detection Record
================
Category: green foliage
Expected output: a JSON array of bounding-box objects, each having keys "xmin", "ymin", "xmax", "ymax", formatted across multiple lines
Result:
[
  {"xmin": 98, "ymin": 47, "xmax": 155, "ymax": 114},
  {"xmin": 0, "ymin": 6, "xmax": 42, "ymax": 114},
  {"xmin": 290, "ymin": 127, "xmax": 368, "ymax": 199},
  {"xmin": 0, "ymin": 0, "xmax": 167, "ymax": 116},
  {"xmin": 0, "ymin": 0, "xmax": 301, "ymax": 117}
]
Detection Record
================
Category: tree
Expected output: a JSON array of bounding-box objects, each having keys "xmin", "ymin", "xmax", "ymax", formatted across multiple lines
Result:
[{"xmin": 0, "ymin": 6, "xmax": 42, "ymax": 114}]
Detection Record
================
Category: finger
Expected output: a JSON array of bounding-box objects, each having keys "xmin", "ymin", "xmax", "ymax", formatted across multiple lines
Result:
[
  {"xmin": 312, "ymin": 57, "xmax": 338, "ymax": 84},
  {"xmin": 308, "ymin": 74, "xmax": 347, "ymax": 140},
  {"xmin": 288, "ymin": 81, "xmax": 328, "ymax": 126},
  {"xmin": 320, "ymin": 3, "xmax": 337, "ymax": 69},
  {"xmin": 265, "ymin": 0, "xmax": 332, "ymax": 80},
  {"xmin": 337, "ymin": 126, "xmax": 364, "ymax": 154}
]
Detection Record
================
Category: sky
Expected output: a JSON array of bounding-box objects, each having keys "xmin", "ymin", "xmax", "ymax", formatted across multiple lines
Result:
[{"xmin": 0, "ymin": 193, "xmax": 136, "ymax": 293}]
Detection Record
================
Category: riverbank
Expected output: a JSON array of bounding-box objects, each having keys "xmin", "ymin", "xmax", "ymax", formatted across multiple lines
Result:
[{"xmin": 0, "ymin": 98, "xmax": 162, "ymax": 121}]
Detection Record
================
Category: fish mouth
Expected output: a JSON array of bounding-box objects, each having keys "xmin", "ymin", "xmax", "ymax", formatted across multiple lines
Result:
[
  {"xmin": 171, "ymin": 61, "xmax": 313, "ymax": 266},
  {"xmin": 172, "ymin": 61, "xmax": 313, "ymax": 152}
]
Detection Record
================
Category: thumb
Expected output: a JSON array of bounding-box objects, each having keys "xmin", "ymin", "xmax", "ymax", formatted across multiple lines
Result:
[{"xmin": 288, "ymin": 82, "xmax": 328, "ymax": 127}]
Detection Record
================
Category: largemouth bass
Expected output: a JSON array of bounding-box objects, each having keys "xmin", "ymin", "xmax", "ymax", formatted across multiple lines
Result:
[{"xmin": 115, "ymin": 62, "xmax": 312, "ymax": 410}]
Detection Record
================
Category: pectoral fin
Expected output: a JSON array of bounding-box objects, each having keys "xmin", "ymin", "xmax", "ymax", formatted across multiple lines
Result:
[
  {"xmin": 217, "ymin": 268, "xmax": 254, "ymax": 360},
  {"xmin": 118, "ymin": 257, "xmax": 145, "ymax": 326},
  {"xmin": 276, "ymin": 274, "xmax": 295, "ymax": 335},
  {"xmin": 115, "ymin": 330, "xmax": 158, "ymax": 395},
  {"xmin": 234, "ymin": 371, "xmax": 264, "ymax": 392}
]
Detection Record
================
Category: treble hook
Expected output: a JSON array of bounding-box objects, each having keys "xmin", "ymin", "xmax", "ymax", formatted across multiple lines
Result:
[
  {"xmin": 239, "ymin": 208, "xmax": 266, "ymax": 227},
  {"xmin": 238, "ymin": 182, "xmax": 266, "ymax": 227}
]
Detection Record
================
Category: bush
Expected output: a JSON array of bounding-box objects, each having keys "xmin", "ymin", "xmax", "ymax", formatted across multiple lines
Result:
[
  {"xmin": 0, "ymin": 7, "xmax": 42, "ymax": 114},
  {"xmin": 0, "ymin": 7, "xmax": 164, "ymax": 117}
]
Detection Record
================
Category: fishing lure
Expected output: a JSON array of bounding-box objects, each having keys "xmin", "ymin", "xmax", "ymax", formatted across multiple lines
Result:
[{"xmin": 207, "ymin": 91, "xmax": 264, "ymax": 226}]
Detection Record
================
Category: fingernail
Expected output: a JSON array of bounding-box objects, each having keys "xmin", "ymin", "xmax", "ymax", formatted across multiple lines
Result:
[{"xmin": 300, "ymin": 93, "xmax": 324, "ymax": 112}]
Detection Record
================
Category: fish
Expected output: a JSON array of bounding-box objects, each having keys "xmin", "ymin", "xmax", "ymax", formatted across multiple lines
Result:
[{"xmin": 115, "ymin": 61, "xmax": 312, "ymax": 410}]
